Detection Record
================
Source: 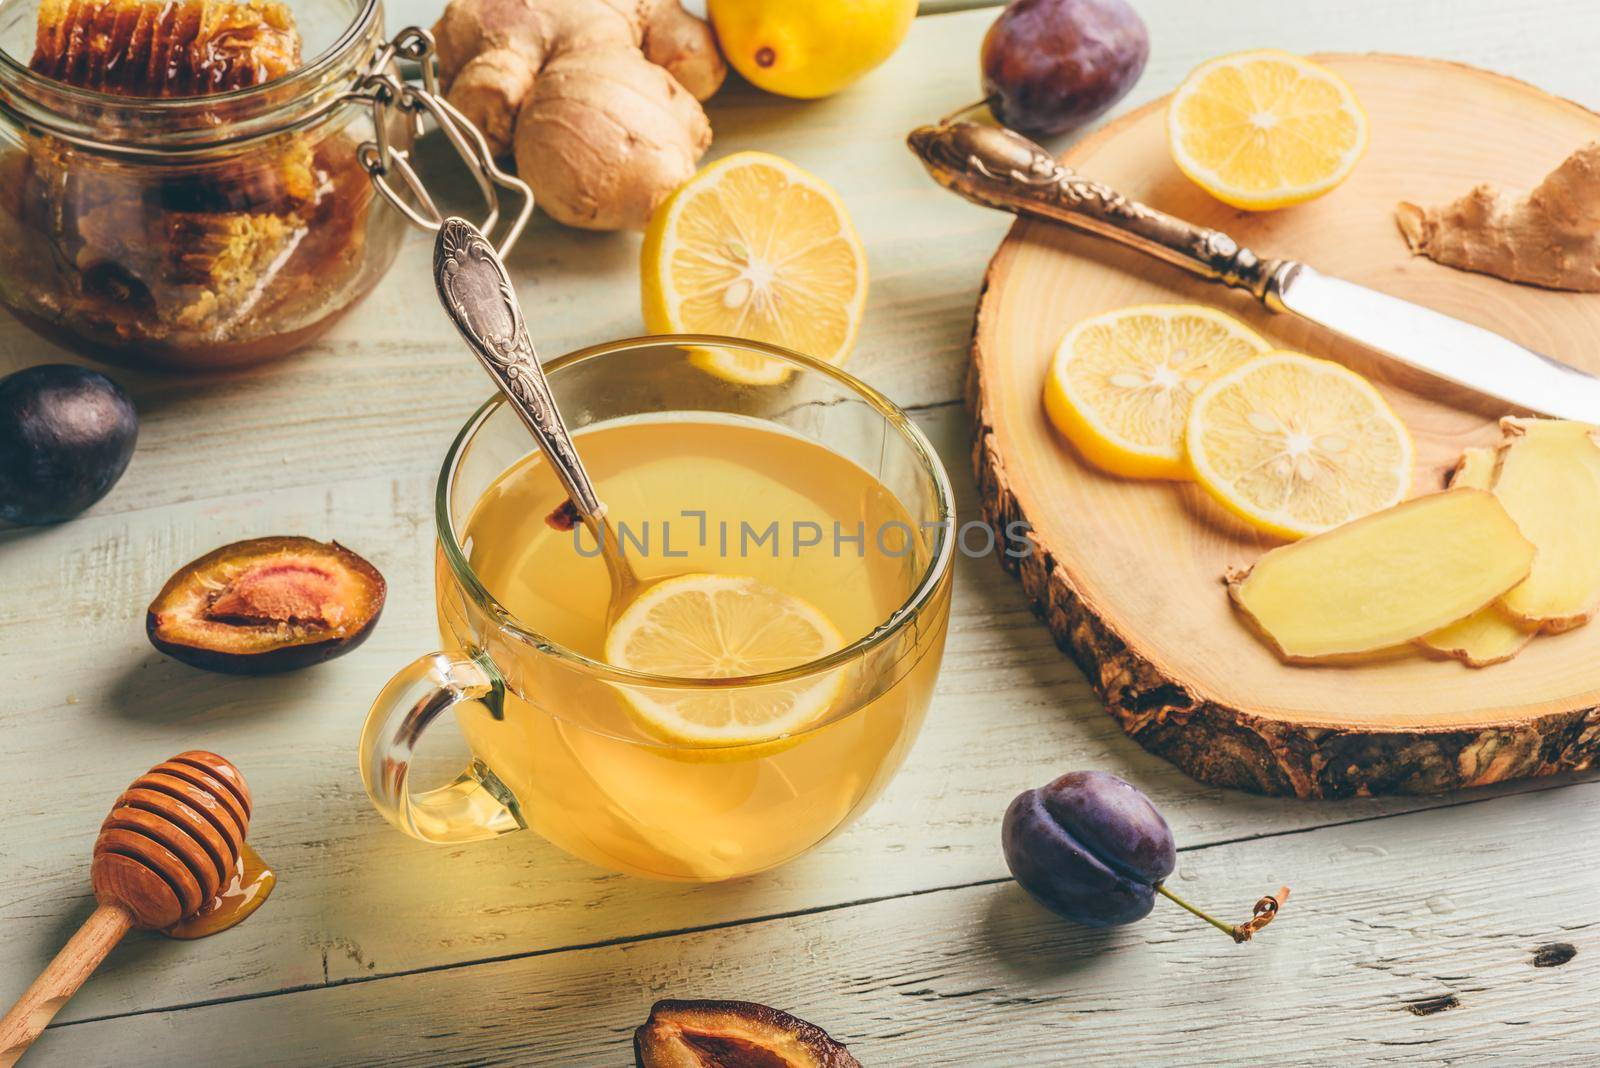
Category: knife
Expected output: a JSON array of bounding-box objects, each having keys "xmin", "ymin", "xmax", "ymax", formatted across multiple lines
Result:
[{"xmin": 907, "ymin": 119, "xmax": 1600, "ymax": 423}]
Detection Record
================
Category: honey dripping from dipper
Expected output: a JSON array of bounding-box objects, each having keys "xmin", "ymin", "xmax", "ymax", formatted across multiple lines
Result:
[
  {"xmin": 94, "ymin": 750, "xmax": 277, "ymax": 940},
  {"xmin": 1, "ymin": 751, "xmax": 277, "ymax": 1064},
  {"xmin": 164, "ymin": 844, "xmax": 275, "ymax": 940}
]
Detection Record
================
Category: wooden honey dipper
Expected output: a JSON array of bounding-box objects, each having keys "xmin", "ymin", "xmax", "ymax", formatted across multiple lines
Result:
[{"xmin": 0, "ymin": 752, "xmax": 257, "ymax": 1066}]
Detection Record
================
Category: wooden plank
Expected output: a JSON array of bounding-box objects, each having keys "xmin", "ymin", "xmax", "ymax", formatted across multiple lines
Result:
[
  {"xmin": 32, "ymin": 782, "xmax": 1599, "ymax": 1065},
  {"xmin": 1, "ymin": 1, "xmax": 1597, "ymax": 1059},
  {"xmin": 2, "ymin": 403, "xmax": 1583, "ymax": 1026}
]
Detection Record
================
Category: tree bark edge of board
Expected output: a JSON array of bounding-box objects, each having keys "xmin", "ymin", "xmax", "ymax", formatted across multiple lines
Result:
[{"xmin": 964, "ymin": 321, "xmax": 1600, "ymax": 799}]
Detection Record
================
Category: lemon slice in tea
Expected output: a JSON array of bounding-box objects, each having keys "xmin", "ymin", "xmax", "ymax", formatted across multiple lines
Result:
[
  {"xmin": 1168, "ymin": 50, "xmax": 1369, "ymax": 210},
  {"xmin": 604, "ymin": 573, "xmax": 846, "ymax": 746},
  {"xmin": 1185, "ymin": 351, "xmax": 1414, "ymax": 539},
  {"xmin": 641, "ymin": 151, "xmax": 869, "ymax": 385},
  {"xmin": 1043, "ymin": 304, "xmax": 1270, "ymax": 479}
]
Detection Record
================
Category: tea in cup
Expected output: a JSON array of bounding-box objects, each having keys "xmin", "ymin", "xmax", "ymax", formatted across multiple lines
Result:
[{"xmin": 360, "ymin": 337, "xmax": 954, "ymax": 882}]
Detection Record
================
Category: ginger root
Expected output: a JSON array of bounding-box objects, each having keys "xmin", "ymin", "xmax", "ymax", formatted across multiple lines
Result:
[
  {"xmin": 639, "ymin": 0, "xmax": 727, "ymax": 100},
  {"xmin": 433, "ymin": 0, "xmax": 726, "ymax": 231},
  {"xmin": 1227, "ymin": 489, "xmax": 1534, "ymax": 663},
  {"xmin": 1397, "ymin": 143, "xmax": 1600, "ymax": 291}
]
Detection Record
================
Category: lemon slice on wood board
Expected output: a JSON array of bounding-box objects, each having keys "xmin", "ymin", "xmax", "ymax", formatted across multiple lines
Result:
[
  {"xmin": 1186, "ymin": 351, "xmax": 1414, "ymax": 540},
  {"xmin": 603, "ymin": 573, "xmax": 846, "ymax": 747},
  {"xmin": 1168, "ymin": 50, "xmax": 1369, "ymax": 210},
  {"xmin": 641, "ymin": 151, "xmax": 869, "ymax": 385},
  {"xmin": 1042, "ymin": 304, "xmax": 1270, "ymax": 480}
]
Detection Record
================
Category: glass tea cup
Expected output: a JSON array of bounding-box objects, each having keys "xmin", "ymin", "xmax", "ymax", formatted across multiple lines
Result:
[{"xmin": 359, "ymin": 336, "xmax": 956, "ymax": 882}]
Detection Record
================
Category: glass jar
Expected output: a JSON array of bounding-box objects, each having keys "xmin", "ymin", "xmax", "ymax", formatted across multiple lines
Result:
[{"xmin": 0, "ymin": 0, "xmax": 526, "ymax": 373}]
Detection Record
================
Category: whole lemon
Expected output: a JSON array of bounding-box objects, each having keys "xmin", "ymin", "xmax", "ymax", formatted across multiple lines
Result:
[{"xmin": 708, "ymin": 0, "xmax": 918, "ymax": 99}]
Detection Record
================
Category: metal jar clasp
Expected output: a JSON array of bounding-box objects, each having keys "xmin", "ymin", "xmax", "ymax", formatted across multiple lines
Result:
[{"xmin": 353, "ymin": 27, "xmax": 532, "ymax": 257}]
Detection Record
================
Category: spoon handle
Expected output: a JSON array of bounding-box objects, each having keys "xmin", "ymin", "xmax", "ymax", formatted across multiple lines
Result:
[
  {"xmin": 433, "ymin": 218, "xmax": 606, "ymax": 521},
  {"xmin": 0, "ymin": 903, "xmax": 132, "ymax": 1066}
]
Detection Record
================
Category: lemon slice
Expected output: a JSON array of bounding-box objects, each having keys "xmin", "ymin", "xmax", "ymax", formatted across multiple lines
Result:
[
  {"xmin": 1043, "ymin": 304, "xmax": 1270, "ymax": 480},
  {"xmin": 641, "ymin": 151, "xmax": 868, "ymax": 384},
  {"xmin": 603, "ymin": 573, "xmax": 846, "ymax": 745},
  {"xmin": 1168, "ymin": 50, "xmax": 1368, "ymax": 210},
  {"xmin": 1186, "ymin": 351, "xmax": 1413, "ymax": 539}
]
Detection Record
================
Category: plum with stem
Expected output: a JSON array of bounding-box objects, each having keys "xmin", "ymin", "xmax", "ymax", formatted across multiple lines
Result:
[{"xmin": 1002, "ymin": 771, "xmax": 1287, "ymax": 940}]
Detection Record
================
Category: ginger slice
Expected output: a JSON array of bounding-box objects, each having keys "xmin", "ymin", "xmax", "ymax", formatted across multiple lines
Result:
[
  {"xmin": 1420, "ymin": 602, "xmax": 1535, "ymax": 667},
  {"xmin": 1228, "ymin": 489, "xmax": 1534, "ymax": 663},
  {"xmin": 1449, "ymin": 445, "xmax": 1498, "ymax": 488},
  {"xmin": 1491, "ymin": 419, "xmax": 1600, "ymax": 631},
  {"xmin": 1396, "ymin": 143, "xmax": 1600, "ymax": 291},
  {"xmin": 1417, "ymin": 447, "xmax": 1536, "ymax": 666}
]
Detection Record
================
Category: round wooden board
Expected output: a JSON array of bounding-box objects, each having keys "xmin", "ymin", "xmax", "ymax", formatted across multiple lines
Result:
[{"xmin": 971, "ymin": 54, "xmax": 1600, "ymax": 798}]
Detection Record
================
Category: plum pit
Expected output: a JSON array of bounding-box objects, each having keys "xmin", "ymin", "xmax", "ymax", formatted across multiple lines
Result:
[{"xmin": 205, "ymin": 562, "xmax": 347, "ymax": 628}]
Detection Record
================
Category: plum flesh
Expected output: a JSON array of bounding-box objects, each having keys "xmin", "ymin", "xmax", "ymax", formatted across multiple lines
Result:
[
  {"xmin": 147, "ymin": 536, "xmax": 385, "ymax": 674},
  {"xmin": 981, "ymin": 0, "xmax": 1150, "ymax": 136},
  {"xmin": 634, "ymin": 1000, "xmax": 861, "ymax": 1068},
  {"xmin": 1002, "ymin": 770, "xmax": 1175, "ymax": 926},
  {"xmin": 0, "ymin": 364, "xmax": 137, "ymax": 525}
]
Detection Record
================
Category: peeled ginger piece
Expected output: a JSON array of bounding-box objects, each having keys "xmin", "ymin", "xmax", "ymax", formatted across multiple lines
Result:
[
  {"xmin": 1417, "ymin": 447, "xmax": 1535, "ymax": 666},
  {"xmin": 1421, "ymin": 604, "xmax": 1534, "ymax": 667},
  {"xmin": 1493, "ymin": 419, "xmax": 1600, "ymax": 631},
  {"xmin": 1228, "ymin": 489, "xmax": 1534, "ymax": 662},
  {"xmin": 1448, "ymin": 444, "xmax": 1498, "ymax": 490}
]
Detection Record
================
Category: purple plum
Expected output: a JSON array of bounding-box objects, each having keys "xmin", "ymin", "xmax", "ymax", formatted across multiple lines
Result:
[
  {"xmin": 981, "ymin": 0, "xmax": 1150, "ymax": 137},
  {"xmin": 0, "ymin": 364, "xmax": 137, "ymax": 525},
  {"xmin": 1002, "ymin": 770, "xmax": 1176, "ymax": 926}
]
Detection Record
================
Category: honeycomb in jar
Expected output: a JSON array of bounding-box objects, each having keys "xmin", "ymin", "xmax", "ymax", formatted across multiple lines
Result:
[
  {"xmin": 30, "ymin": 0, "xmax": 302, "ymax": 97},
  {"xmin": 14, "ymin": 0, "xmax": 346, "ymax": 345},
  {"xmin": 158, "ymin": 138, "xmax": 320, "ymax": 216},
  {"xmin": 58, "ymin": 170, "xmax": 310, "ymax": 332}
]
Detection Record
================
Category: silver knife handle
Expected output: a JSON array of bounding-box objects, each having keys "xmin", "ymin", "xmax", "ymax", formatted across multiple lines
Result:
[
  {"xmin": 434, "ymin": 217, "xmax": 605, "ymax": 520},
  {"xmin": 907, "ymin": 119, "xmax": 1290, "ymax": 302}
]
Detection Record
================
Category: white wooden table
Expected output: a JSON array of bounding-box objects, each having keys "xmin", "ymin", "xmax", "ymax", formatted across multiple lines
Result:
[{"xmin": 3, "ymin": 2, "xmax": 1597, "ymax": 1063}]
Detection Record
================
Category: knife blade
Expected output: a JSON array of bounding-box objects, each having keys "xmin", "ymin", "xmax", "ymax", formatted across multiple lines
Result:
[{"xmin": 1271, "ymin": 265, "xmax": 1600, "ymax": 423}]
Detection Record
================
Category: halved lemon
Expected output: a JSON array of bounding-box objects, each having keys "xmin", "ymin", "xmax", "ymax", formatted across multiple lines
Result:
[
  {"xmin": 1186, "ymin": 351, "xmax": 1413, "ymax": 540},
  {"xmin": 1168, "ymin": 50, "xmax": 1368, "ymax": 210},
  {"xmin": 641, "ymin": 151, "xmax": 869, "ymax": 384},
  {"xmin": 1043, "ymin": 304, "xmax": 1270, "ymax": 480},
  {"xmin": 603, "ymin": 573, "xmax": 846, "ymax": 746}
]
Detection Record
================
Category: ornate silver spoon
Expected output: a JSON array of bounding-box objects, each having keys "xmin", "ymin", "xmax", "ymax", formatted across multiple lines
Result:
[{"xmin": 432, "ymin": 218, "xmax": 642, "ymax": 623}]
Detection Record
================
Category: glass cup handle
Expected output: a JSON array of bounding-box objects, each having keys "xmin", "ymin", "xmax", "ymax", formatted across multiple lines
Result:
[{"xmin": 359, "ymin": 651, "xmax": 524, "ymax": 844}]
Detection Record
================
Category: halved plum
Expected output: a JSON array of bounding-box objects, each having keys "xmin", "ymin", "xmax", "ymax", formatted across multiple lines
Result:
[
  {"xmin": 634, "ymin": 1000, "xmax": 862, "ymax": 1068},
  {"xmin": 147, "ymin": 537, "xmax": 385, "ymax": 674}
]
